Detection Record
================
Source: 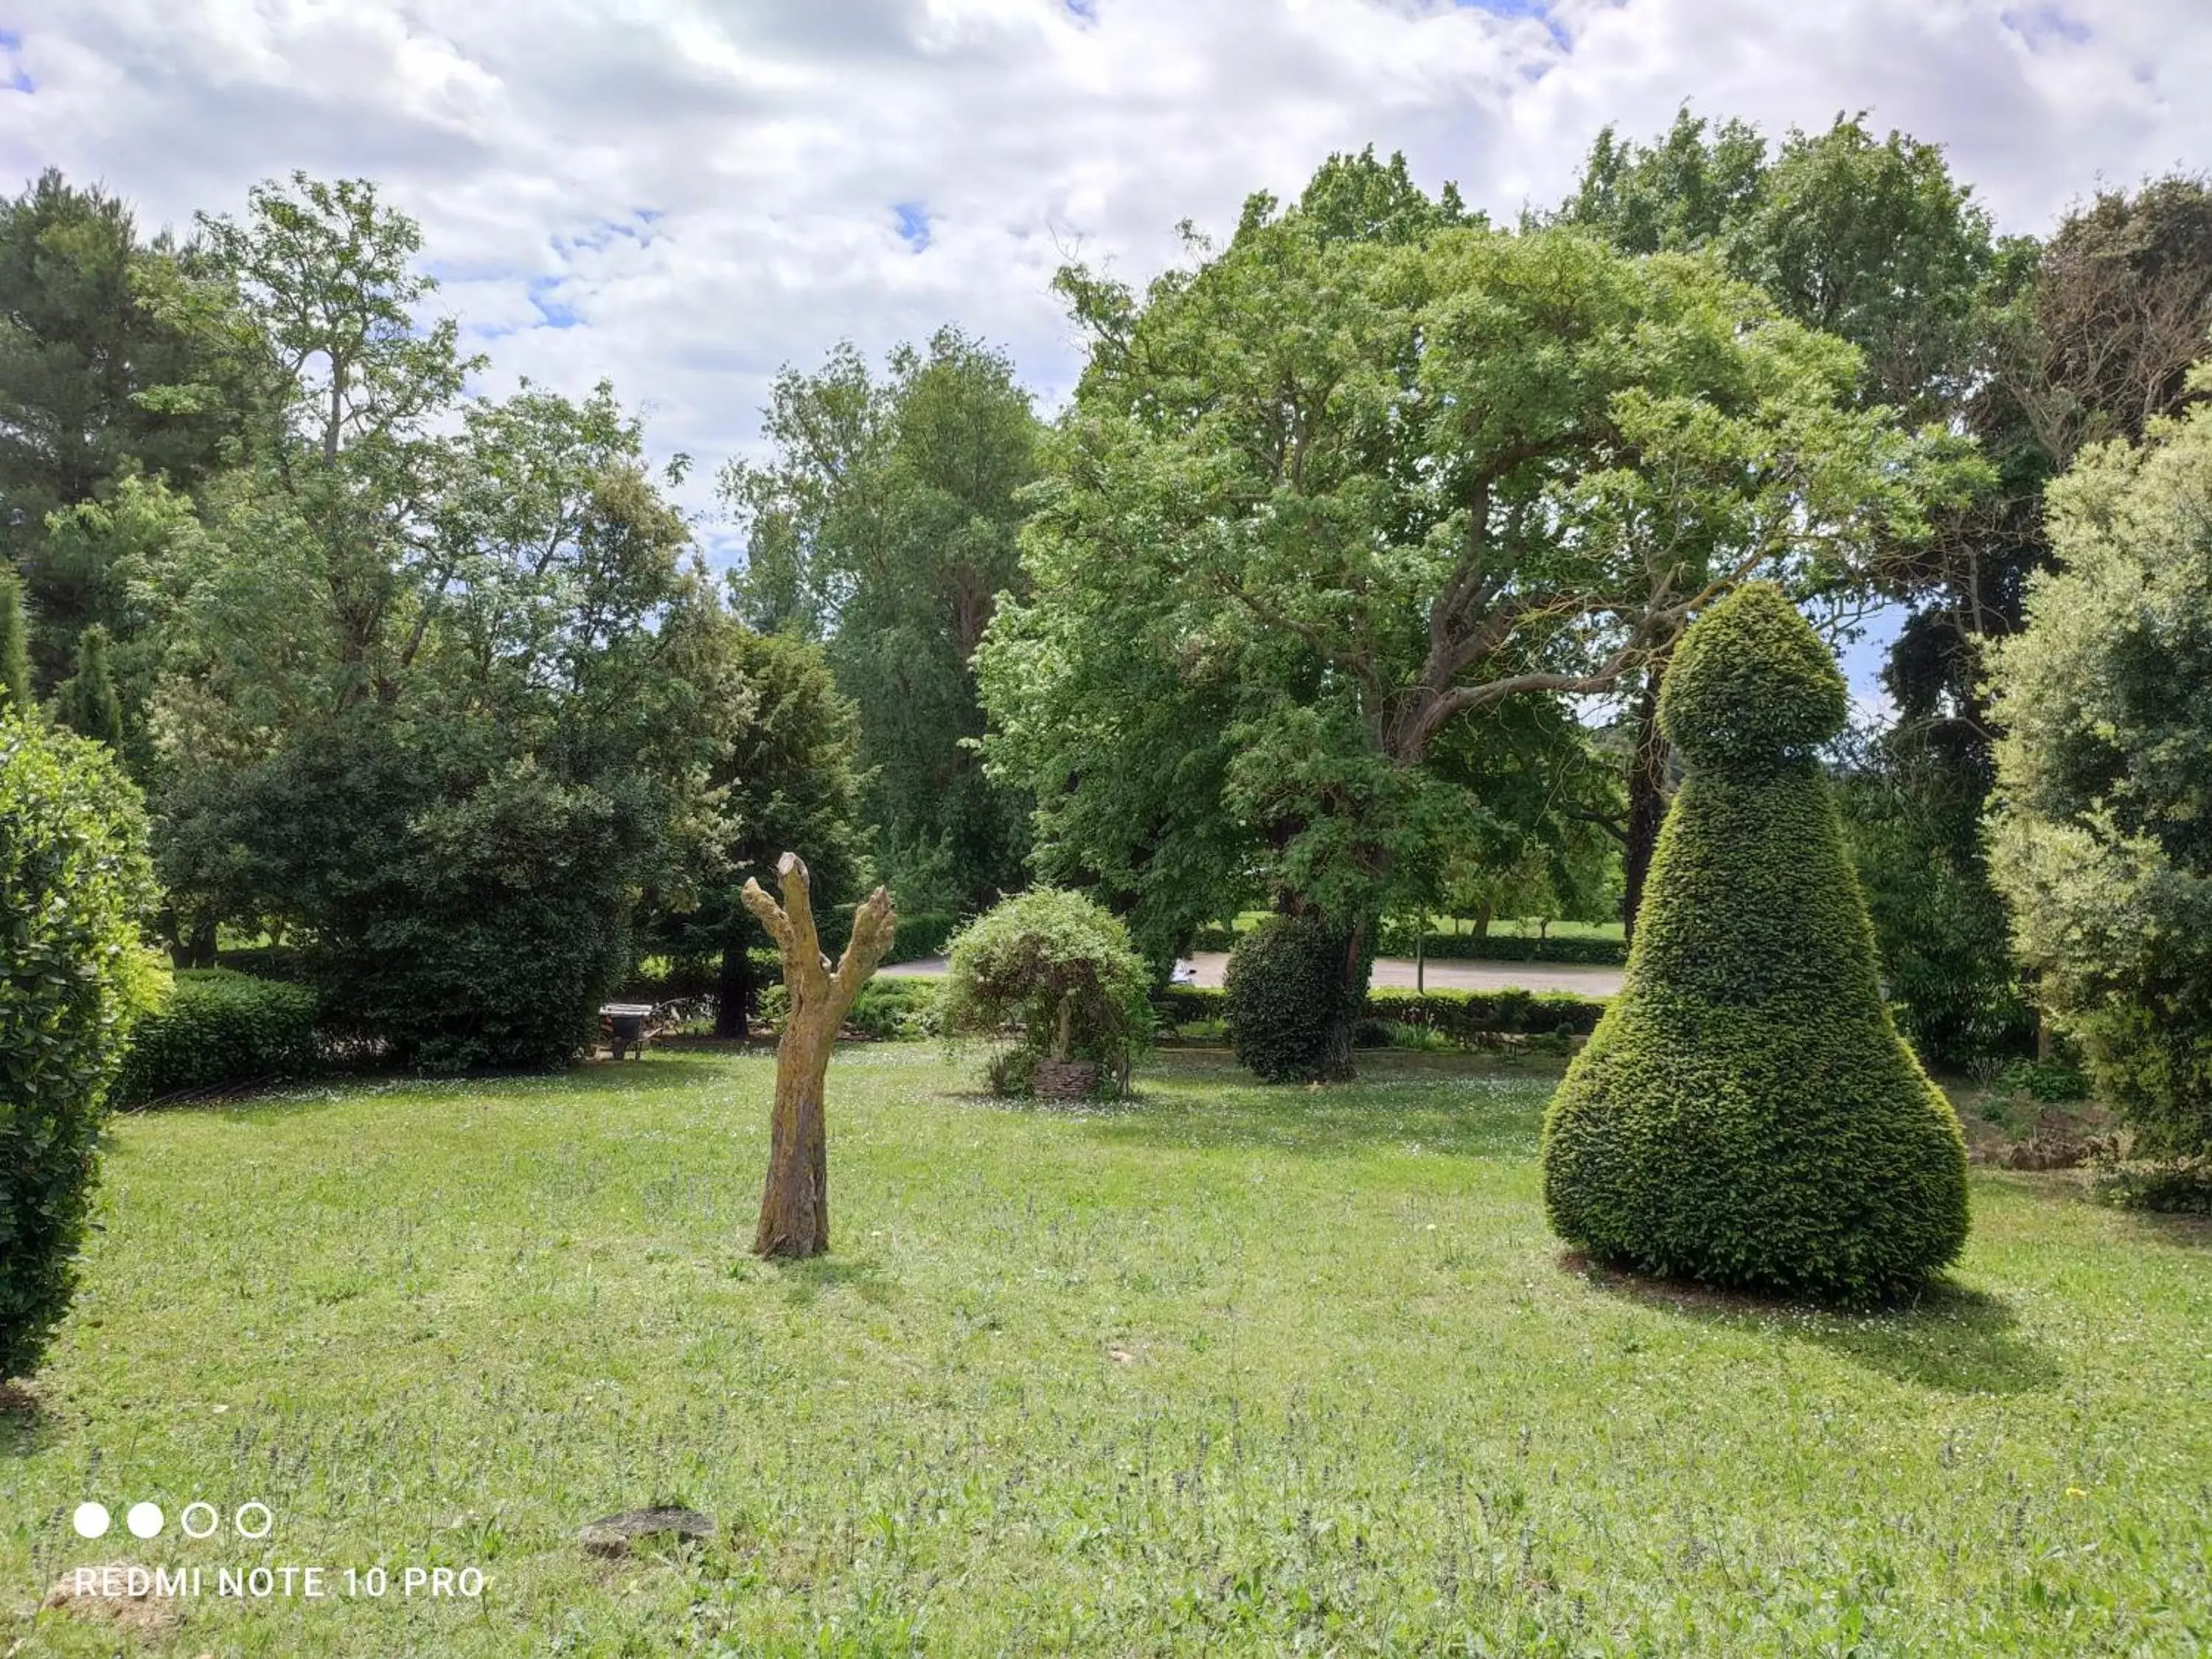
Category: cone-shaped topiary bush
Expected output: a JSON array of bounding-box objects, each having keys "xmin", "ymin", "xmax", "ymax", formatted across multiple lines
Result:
[{"xmin": 1541, "ymin": 583, "xmax": 1968, "ymax": 1305}]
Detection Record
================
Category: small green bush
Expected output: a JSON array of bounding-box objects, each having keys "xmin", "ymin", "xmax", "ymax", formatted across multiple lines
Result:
[
  {"xmin": 1541, "ymin": 585, "xmax": 1970, "ymax": 1307},
  {"xmin": 1222, "ymin": 914, "xmax": 1371, "ymax": 1083},
  {"xmin": 985, "ymin": 1047, "xmax": 1039, "ymax": 1098},
  {"xmin": 941, "ymin": 890, "xmax": 1152, "ymax": 1096},
  {"xmin": 115, "ymin": 970, "xmax": 321, "ymax": 1103},
  {"xmin": 1366, "ymin": 987, "xmax": 1606, "ymax": 1040},
  {"xmin": 216, "ymin": 945, "xmax": 308, "ymax": 983},
  {"xmin": 1352, "ymin": 1015, "xmax": 1397, "ymax": 1049},
  {"xmin": 1995, "ymin": 1057, "xmax": 2090, "ymax": 1105},
  {"xmin": 1, "ymin": 709, "xmax": 163, "ymax": 1380},
  {"xmin": 2092, "ymin": 1156, "xmax": 2212, "ymax": 1214}
]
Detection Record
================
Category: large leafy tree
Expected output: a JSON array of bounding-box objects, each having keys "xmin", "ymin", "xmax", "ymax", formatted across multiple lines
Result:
[
  {"xmin": 720, "ymin": 327, "xmax": 1041, "ymax": 911},
  {"xmin": 1554, "ymin": 109, "xmax": 2000, "ymax": 944},
  {"xmin": 1875, "ymin": 176, "xmax": 2212, "ymax": 1062},
  {"xmin": 145, "ymin": 176, "xmax": 709, "ymax": 1065},
  {"xmin": 645, "ymin": 590, "xmax": 869, "ymax": 1038},
  {"xmin": 0, "ymin": 169, "xmax": 254, "ymax": 686},
  {"xmin": 981, "ymin": 157, "xmax": 1964, "ymax": 1054},
  {"xmin": 1988, "ymin": 378, "xmax": 2212, "ymax": 1158},
  {"xmin": 1557, "ymin": 109, "xmax": 1993, "ymax": 420}
]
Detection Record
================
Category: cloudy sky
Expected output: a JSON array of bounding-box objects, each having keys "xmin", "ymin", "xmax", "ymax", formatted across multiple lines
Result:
[{"xmin": 3, "ymin": 0, "xmax": 2207, "ymax": 552}]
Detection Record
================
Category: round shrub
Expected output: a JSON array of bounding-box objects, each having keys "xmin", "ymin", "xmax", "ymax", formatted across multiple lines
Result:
[
  {"xmin": 1222, "ymin": 913, "xmax": 1372, "ymax": 1084},
  {"xmin": 1, "ymin": 709, "xmax": 163, "ymax": 1380},
  {"xmin": 115, "ymin": 969, "xmax": 321, "ymax": 1103},
  {"xmin": 940, "ymin": 889, "xmax": 1152, "ymax": 1097},
  {"xmin": 1540, "ymin": 584, "xmax": 1969, "ymax": 1306}
]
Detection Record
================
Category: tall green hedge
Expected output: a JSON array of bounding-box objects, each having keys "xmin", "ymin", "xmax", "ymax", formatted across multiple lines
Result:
[
  {"xmin": 115, "ymin": 969, "xmax": 320, "ymax": 1104},
  {"xmin": 1, "ymin": 709, "xmax": 162, "ymax": 1380},
  {"xmin": 1540, "ymin": 585, "xmax": 1969, "ymax": 1306}
]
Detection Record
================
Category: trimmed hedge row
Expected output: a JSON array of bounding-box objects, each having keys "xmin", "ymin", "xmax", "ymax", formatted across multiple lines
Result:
[
  {"xmin": 759, "ymin": 974, "xmax": 943, "ymax": 1041},
  {"xmin": 888, "ymin": 911, "xmax": 960, "ymax": 962},
  {"xmin": 1374, "ymin": 924, "xmax": 1627, "ymax": 966},
  {"xmin": 1155, "ymin": 983, "xmax": 1607, "ymax": 1040},
  {"xmin": 116, "ymin": 969, "xmax": 320, "ymax": 1104},
  {"xmin": 813, "ymin": 908, "xmax": 962, "ymax": 963},
  {"xmin": 1192, "ymin": 922, "xmax": 1626, "ymax": 966}
]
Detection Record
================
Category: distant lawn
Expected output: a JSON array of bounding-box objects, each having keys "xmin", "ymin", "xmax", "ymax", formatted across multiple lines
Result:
[
  {"xmin": 5, "ymin": 1047, "xmax": 2208, "ymax": 1655},
  {"xmin": 1230, "ymin": 911, "xmax": 1627, "ymax": 943}
]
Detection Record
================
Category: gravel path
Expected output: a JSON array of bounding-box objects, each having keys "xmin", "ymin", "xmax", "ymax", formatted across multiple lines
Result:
[{"xmin": 880, "ymin": 951, "xmax": 1624, "ymax": 997}]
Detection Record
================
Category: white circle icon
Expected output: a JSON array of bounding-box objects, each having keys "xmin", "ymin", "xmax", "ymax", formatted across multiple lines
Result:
[
  {"xmin": 72, "ymin": 1502, "xmax": 111, "ymax": 1539},
  {"xmin": 180, "ymin": 1502, "xmax": 218, "ymax": 1539},
  {"xmin": 234, "ymin": 1502, "xmax": 273, "ymax": 1540},
  {"xmin": 126, "ymin": 1501, "xmax": 164, "ymax": 1539}
]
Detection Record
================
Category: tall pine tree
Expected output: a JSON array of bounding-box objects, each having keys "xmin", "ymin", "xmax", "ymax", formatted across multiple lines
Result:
[
  {"xmin": 0, "ymin": 568, "xmax": 32, "ymax": 715},
  {"xmin": 56, "ymin": 623, "xmax": 123, "ymax": 748}
]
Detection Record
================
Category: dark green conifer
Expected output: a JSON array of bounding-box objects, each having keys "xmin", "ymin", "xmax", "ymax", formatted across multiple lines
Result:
[
  {"xmin": 0, "ymin": 568, "xmax": 30, "ymax": 716},
  {"xmin": 1542, "ymin": 582, "xmax": 1969, "ymax": 1304},
  {"xmin": 56, "ymin": 623, "xmax": 124, "ymax": 748}
]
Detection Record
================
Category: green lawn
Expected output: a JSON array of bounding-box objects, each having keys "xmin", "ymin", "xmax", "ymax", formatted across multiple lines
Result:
[{"xmin": 5, "ymin": 1046, "xmax": 2208, "ymax": 1656}]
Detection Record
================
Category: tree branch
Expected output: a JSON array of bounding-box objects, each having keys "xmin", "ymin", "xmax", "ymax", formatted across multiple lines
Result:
[{"xmin": 831, "ymin": 886, "xmax": 899, "ymax": 1009}]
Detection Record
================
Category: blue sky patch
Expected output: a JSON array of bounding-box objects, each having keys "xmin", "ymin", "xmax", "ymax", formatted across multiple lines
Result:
[
  {"xmin": 1453, "ymin": 0, "xmax": 1568, "ymax": 48},
  {"xmin": 528, "ymin": 276, "xmax": 581, "ymax": 329},
  {"xmin": 1, "ymin": 28, "xmax": 32, "ymax": 93},
  {"xmin": 894, "ymin": 201, "xmax": 932, "ymax": 251},
  {"xmin": 1998, "ymin": 6, "xmax": 2091, "ymax": 47}
]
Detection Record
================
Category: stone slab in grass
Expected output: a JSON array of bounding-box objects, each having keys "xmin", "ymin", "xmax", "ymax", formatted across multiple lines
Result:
[{"xmin": 577, "ymin": 1507, "xmax": 714, "ymax": 1558}]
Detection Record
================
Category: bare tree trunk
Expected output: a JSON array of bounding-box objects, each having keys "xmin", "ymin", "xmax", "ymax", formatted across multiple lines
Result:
[
  {"xmin": 1318, "ymin": 915, "xmax": 1368, "ymax": 1083},
  {"xmin": 714, "ymin": 933, "xmax": 753, "ymax": 1041},
  {"xmin": 740, "ymin": 853, "xmax": 897, "ymax": 1259},
  {"xmin": 167, "ymin": 915, "xmax": 218, "ymax": 971},
  {"xmin": 1622, "ymin": 657, "xmax": 1674, "ymax": 944}
]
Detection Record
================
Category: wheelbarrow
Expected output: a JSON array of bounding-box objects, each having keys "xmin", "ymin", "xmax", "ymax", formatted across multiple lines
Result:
[{"xmin": 599, "ymin": 1003, "xmax": 657, "ymax": 1061}]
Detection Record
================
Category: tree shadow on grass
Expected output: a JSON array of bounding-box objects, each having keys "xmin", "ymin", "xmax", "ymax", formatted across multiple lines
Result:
[
  {"xmin": 0, "ymin": 1381, "xmax": 54, "ymax": 1459},
  {"xmin": 2123, "ymin": 1208, "xmax": 2212, "ymax": 1251},
  {"xmin": 119, "ymin": 1052, "xmax": 748, "ymax": 1124},
  {"xmin": 1006, "ymin": 1050, "xmax": 1559, "ymax": 1161},
  {"xmin": 768, "ymin": 1254, "xmax": 893, "ymax": 1310},
  {"xmin": 1565, "ymin": 1254, "xmax": 2062, "ymax": 1397},
  {"xmin": 1972, "ymin": 1168, "xmax": 2212, "ymax": 1251}
]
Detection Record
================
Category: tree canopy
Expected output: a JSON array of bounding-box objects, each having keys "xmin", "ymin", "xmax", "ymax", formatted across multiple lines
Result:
[
  {"xmin": 722, "ymin": 327, "xmax": 1043, "ymax": 911},
  {"xmin": 1988, "ymin": 375, "xmax": 2212, "ymax": 1156},
  {"xmin": 982, "ymin": 159, "xmax": 1971, "ymax": 970}
]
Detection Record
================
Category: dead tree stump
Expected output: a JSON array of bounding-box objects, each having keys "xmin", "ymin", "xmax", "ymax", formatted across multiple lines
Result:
[{"xmin": 740, "ymin": 852, "xmax": 897, "ymax": 1259}]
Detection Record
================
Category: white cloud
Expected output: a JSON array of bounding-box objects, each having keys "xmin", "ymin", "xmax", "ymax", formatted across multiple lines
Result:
[{"xmin": 2, "ymin": 0, "xmax": 2208, "ymax": 545}]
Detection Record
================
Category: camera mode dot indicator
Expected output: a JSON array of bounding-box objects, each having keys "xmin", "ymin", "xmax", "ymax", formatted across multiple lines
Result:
[
  {"xmin": 71, "ymin": 1502, "xmax": 111, "ymax": 1539},
  {"xmin": 126, "ymin": 1501, "xmax": 164, "ymax": 1538}
]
